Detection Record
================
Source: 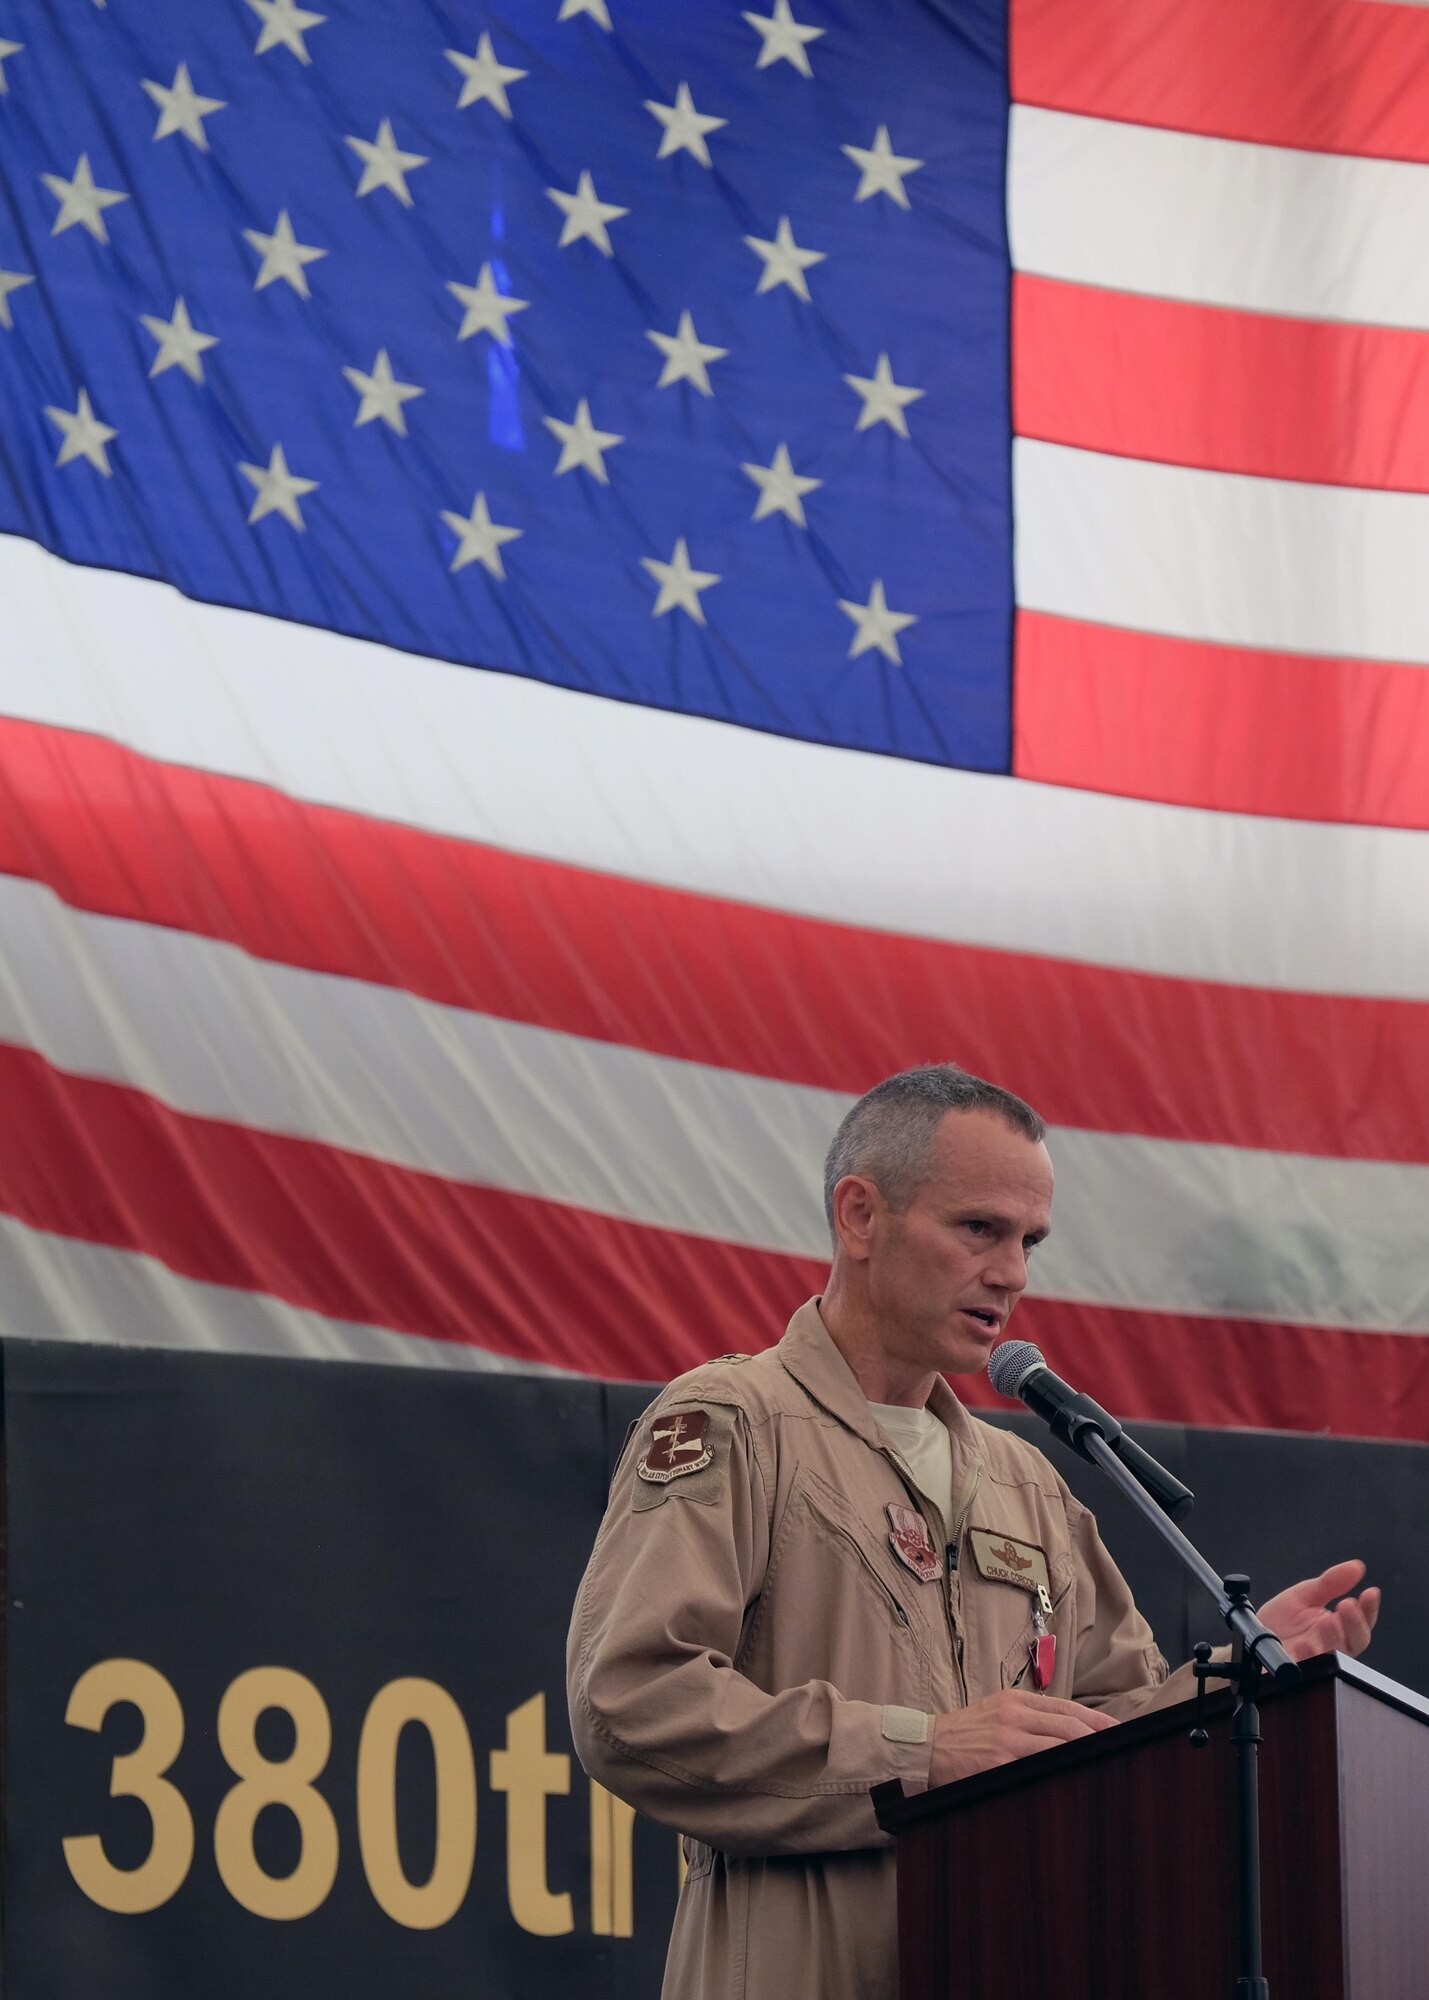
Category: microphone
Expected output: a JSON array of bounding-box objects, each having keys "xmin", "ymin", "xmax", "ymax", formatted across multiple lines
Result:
[{"xmin": 987, "ymin": 1339, "xmax": 1194, "ymax": 1522}]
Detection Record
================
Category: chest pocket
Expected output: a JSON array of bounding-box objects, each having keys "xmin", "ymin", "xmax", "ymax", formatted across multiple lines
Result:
[
  {"xmin": 745, "ymin": 1469, "xmax": 931, "ymax": 1708},
  {"xmin": 999, "ymin": 1557, "xmax": 1075, "ymax": 1692}
]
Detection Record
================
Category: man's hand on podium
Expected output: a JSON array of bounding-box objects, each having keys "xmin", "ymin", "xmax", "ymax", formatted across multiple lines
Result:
[
  {"xmin": 1257, "ymin": 1558, "xmax": 1381, "ymax": 1664},
  {"xmin": 927, "ymin": 1691, "xmax": 1114, "ymax": 1787}
]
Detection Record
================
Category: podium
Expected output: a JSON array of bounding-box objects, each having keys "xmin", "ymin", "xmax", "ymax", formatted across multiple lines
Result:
[{"xmin": 872, "ymin": 1653, "xmax": 1429, "ymax": 2000}]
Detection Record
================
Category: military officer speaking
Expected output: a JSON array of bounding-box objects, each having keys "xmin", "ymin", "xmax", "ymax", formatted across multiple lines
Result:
[{"xmin": 567, "ymin": 1064, "xmax": 1380, "ymax": 2000}]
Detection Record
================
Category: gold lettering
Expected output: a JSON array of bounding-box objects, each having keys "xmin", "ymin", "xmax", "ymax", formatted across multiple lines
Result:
[
  {"xmin": 214, "ymin": 1667, "xmax": 339, "ymax": 1920},
  {"xmin": 62, "ymin": 1659, "xmax": 195, "ymax": 1913},
  {"xmin": 489, "ymin": 1692, "xmax": 572, "ymax": 1936},
  {"xmin": 588, "ymin": 1779, "xmax": 635, "ymax": 1936},
  {"xmin": 357, "ymin": 1677, "xmax": 477, "ymax": 1929}
]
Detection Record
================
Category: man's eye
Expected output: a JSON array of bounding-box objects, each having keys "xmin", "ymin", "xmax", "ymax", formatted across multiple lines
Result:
[{"xmin": 964, "ymin": 1219, "xmax": 990, "ymax": 1236}]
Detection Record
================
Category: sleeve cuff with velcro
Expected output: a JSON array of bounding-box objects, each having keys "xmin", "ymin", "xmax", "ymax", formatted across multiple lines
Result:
[{"xmin": 880, "ymin": 1704, "xmax": 930, "ymax": 1745}]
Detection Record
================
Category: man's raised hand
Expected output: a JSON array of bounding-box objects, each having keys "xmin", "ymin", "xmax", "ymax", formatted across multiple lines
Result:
[{"xmin": 1258, "ymin": 1559, "xmax": 1381, "ymax": 1664}]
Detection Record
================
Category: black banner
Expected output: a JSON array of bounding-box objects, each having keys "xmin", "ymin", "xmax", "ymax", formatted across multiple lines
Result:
[
  {"xmin": 2, "ymin": 1339, "xmax": 678, "ymax": 1998},
  {"xmin": 3, "ymin": 1337, "xmax": 1425, "ymax": 1998}
]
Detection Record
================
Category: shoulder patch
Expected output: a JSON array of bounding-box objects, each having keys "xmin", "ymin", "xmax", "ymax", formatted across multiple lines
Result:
[
  {"xmin": 639, "ymin": 1408, "xmax": 714, "ymax": 1483},
  {"xmin": 631, "ymin": 1402, "xmax": 733, "ymax": 1512}
]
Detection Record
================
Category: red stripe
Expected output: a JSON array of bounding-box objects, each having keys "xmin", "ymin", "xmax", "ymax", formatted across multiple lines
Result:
[
  {"xmin": 2, "ymin": 716, "xmax": 1427, "ymax": 1163},
  {"xmin": 1012, "ymin": 0, "xmax": 1429, "ymax": 165},
  {"xmin": 0, "ymin": 1040, "xmax": 814, "ymax": 1383},
  {"xmin": 1001, "ymin": 1298, "xmax": 1429, "ymax": 1444},
  {"xmin": 0, "ymin": 1041, "xmax": 1421, "ymax": 1440},
  {"xmin": 1014, "ymin": 610, "xmax": 1429, "ymax": 833},
  {"xmin": 1015, "ymin": 275, "xmax": 1429, "ymax": 495}
]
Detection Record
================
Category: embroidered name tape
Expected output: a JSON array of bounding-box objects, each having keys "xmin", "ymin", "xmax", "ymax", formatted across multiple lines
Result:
[{"xmin": 968, "ymin": 1527, "xmax": 1052, "ymax": 1597}]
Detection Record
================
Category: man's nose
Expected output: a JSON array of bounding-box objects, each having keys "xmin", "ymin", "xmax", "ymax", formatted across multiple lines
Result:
[{"xmin": 983, "ymin": 1241, "xmax": 1029, "ymax": 1295}]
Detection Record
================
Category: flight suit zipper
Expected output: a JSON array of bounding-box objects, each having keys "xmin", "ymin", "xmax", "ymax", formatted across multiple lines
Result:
[
  {"xmin": 944, "ymin": 1462, "xmax": 980, "ymax": 1710},
  {"xmin": 879, "ymin": 1449, "xmax": 980, "ymax": 1709}
]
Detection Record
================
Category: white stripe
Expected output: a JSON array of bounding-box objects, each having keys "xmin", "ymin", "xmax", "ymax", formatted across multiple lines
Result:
[
  {"xmin": 0, "ymin": 1212, "xmax": 566, "ymax": 1373},
  {"xmin": 4, "ymin": 537, "xmax": 1429, "ymax": 999},
  {"xmin": 0, "ymin": 874, "xmax": 842, "ymax": 1259},
  {"xmin": 1009, "ymin": 103, "xmax": 1429, "ymax": 329},
  {"xmin": 1043, "ymin": 1128, "xmax": 1429, "ymax": 1334},
  {"xmin": 1016, "ymin": 438, "xmax": 1429, "ymax": 665},
  {"xmin": 5, "ymin": 879, "xmax": 1428, "ymax": 1332}
]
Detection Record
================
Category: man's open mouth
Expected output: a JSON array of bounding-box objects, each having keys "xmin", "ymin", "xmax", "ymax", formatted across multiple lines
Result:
[{"xmin": 960, "ymin": 1308, "xmax": 999, "ymax": 1328}]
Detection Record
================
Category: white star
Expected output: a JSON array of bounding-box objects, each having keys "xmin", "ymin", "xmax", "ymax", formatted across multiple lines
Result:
[
  {"xmin": 843, "ymin": 352, "xmax": 925, "ymax": 438},
  {"xmin": 346, "ymin": 118, "xmax": 428, "ymax": 205},
  {"xmin": 0, "ymin": 37, "xmax": 22, "ymax": 93},
  {"xmin": 547, "ymin": 170, "xmax": 627, "ymax": 256},
  {"xmin": 46, "ymin": 387, "xmax": 116, "ymax": 474},
  {"xmin": 41, "ymin": 155, "xmax": 128, "ymax": 243},
  {"xmin": 642, "ymin": 539, "xmax": 720, "ymax": 624},
  {"xmin": 644, "ymin": 82, "xmax": 726, "ymax": 167},
  {"xmin": 558, "ymin": 0, "xmax": 611, "ymax": 24},
  {"xmin": 243, "ymin": 210, "xmax": 327, "ymax": 296},
  {"xmin": 838, "ymin": 579, "xmax": 917, "ymax": 664},
  {"xmin": 543, "ymin": 398, "xmax": 623, "ymax": 483},
  {"xmin": 445, "ymin": 34, "xmax": 526, "ymax": 117},
  {"xmin": 742, "ymin": 442, "xmax": 821, "ymax": 526},
  {"xmin": 239, "ymin": 443, "xmax": 318, "ymax": 529},
  {"xmin": 646, "ymin": 311, "xmax": 727, "ymax": 396},
  {"xmin": 140, "ymin": 297, "xmax": 220, "ymax": 382},
  {"xmin": 142, "ymin": 63, "xmax": 226, "ymax": 150},
  {"xmin": 842, "ymin": 125, "xmax": 923, "ymax": 208},
  {"xmin": 342, "ymin": 348, "xmax": 424, "ymax": 434},
  {"xmin": 441, "ymin": 491, "xmax": 522, "ymax": 578},
  {"xmin": 247, "ymin": 0, "xmax": 325, "ymax": 64},
  {"xmin": 743, "ymin": 0, "xmax": 823, "ymax": 76},
  {"xmin": 0, "ymin": 268, "xmax": 34, "ymax": 330},
  {"xmin": 447, "ymin": 262, "xmax": 530, "ymax": 344},
  {"xmin": 744, "ymin": 216, "xmax": 824, "ymax": 300}
]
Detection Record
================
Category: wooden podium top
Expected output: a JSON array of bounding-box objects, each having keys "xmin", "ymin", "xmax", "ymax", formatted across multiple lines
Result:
[{"xmin": 872, "ymin": 1649, "xmax": 1429, "ymax": 1833}]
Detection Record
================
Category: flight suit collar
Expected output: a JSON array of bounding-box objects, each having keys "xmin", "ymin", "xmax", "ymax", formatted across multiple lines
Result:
[{"xmin": 776, "ymin": 1297, "xmax": 987, "ymax": 1471}]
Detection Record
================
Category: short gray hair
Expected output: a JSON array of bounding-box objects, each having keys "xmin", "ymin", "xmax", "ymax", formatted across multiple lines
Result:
[{"xmin": 822, "ymin": 1064, "xmax": 1046, "ymax": 1239}]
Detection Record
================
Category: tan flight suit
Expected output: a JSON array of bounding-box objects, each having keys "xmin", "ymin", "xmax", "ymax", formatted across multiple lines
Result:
[{"xmin": 568, "ymin": 1300, "xmax": 1204, "ymax": 2000}]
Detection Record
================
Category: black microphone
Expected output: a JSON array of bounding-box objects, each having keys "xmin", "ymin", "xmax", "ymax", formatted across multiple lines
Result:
[{"xmin": 987, "ymin": 1339, "xmax": 1194, "ymax": 1522}]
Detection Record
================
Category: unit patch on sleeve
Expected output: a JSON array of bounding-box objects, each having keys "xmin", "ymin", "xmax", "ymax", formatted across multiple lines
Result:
[
  {"xmin": 968, "ymin": 1527, "xmax": 1052, "ymax": 1597},
  {"xmin": 631, "ymin": 1402, "xmax": 734, "ymax": 1510},
  {"xmin": 639, "ymin": 1410, "xmax": 713, "ymax": 1482}
]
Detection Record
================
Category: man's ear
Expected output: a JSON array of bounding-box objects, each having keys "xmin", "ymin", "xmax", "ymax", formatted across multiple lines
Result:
[{"xmin": 832, "ymin": 1174, "xmax": 878, "ymax": 1262}]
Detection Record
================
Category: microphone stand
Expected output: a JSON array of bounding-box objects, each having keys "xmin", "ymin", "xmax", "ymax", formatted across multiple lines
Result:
[{"xmin": 1071, "ymin": 1425, "xmax": 1298, "ymax": 2000}]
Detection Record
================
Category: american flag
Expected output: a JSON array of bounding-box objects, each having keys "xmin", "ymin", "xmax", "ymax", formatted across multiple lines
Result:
[{"xmin": 0, "ymin": 0, "xmax": 1424, "ymax": 1436}]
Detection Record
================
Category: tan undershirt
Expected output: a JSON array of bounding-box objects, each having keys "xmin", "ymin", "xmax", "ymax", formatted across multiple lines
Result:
[{"xmin": 870, "ymin": 1400, "xmax": 954, "ymax": 1529}]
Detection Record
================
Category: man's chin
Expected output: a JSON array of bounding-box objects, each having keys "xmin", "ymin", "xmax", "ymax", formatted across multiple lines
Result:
[{"xmin": 938, "ymin": 1311, "xmax": 1004, "ymax": 1373}]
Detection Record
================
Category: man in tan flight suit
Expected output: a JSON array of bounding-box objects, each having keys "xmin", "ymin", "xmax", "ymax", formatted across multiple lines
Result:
[{"xmin": 567, "ymin": 1065, "xmax": 1381, "ymax": 2000}]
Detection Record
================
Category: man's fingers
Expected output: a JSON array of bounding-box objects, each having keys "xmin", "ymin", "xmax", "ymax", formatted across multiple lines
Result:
[
  {"xmin": 1034, "ymin": 1697, "xmax": 1115, "ymax": 1730},
  {"xmin": 1334, "ymin": 1608, "xmax": 1370, "ymax": 1655},
  {"xmin": 1331, "ymin": 1595, "xmax": 1376, "ymax": 1656},
  {"xmin": 1306, "ymin": 1558, "xmax": 1367, "ymax": 1601},
  {"xmin": 1312, "ymin": 1610, "xmax": 1343, "ymax": 1655},
  {"xmin": 1017, "ymin": 1704, "xmax": 1111, "ymax": 1742}
]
